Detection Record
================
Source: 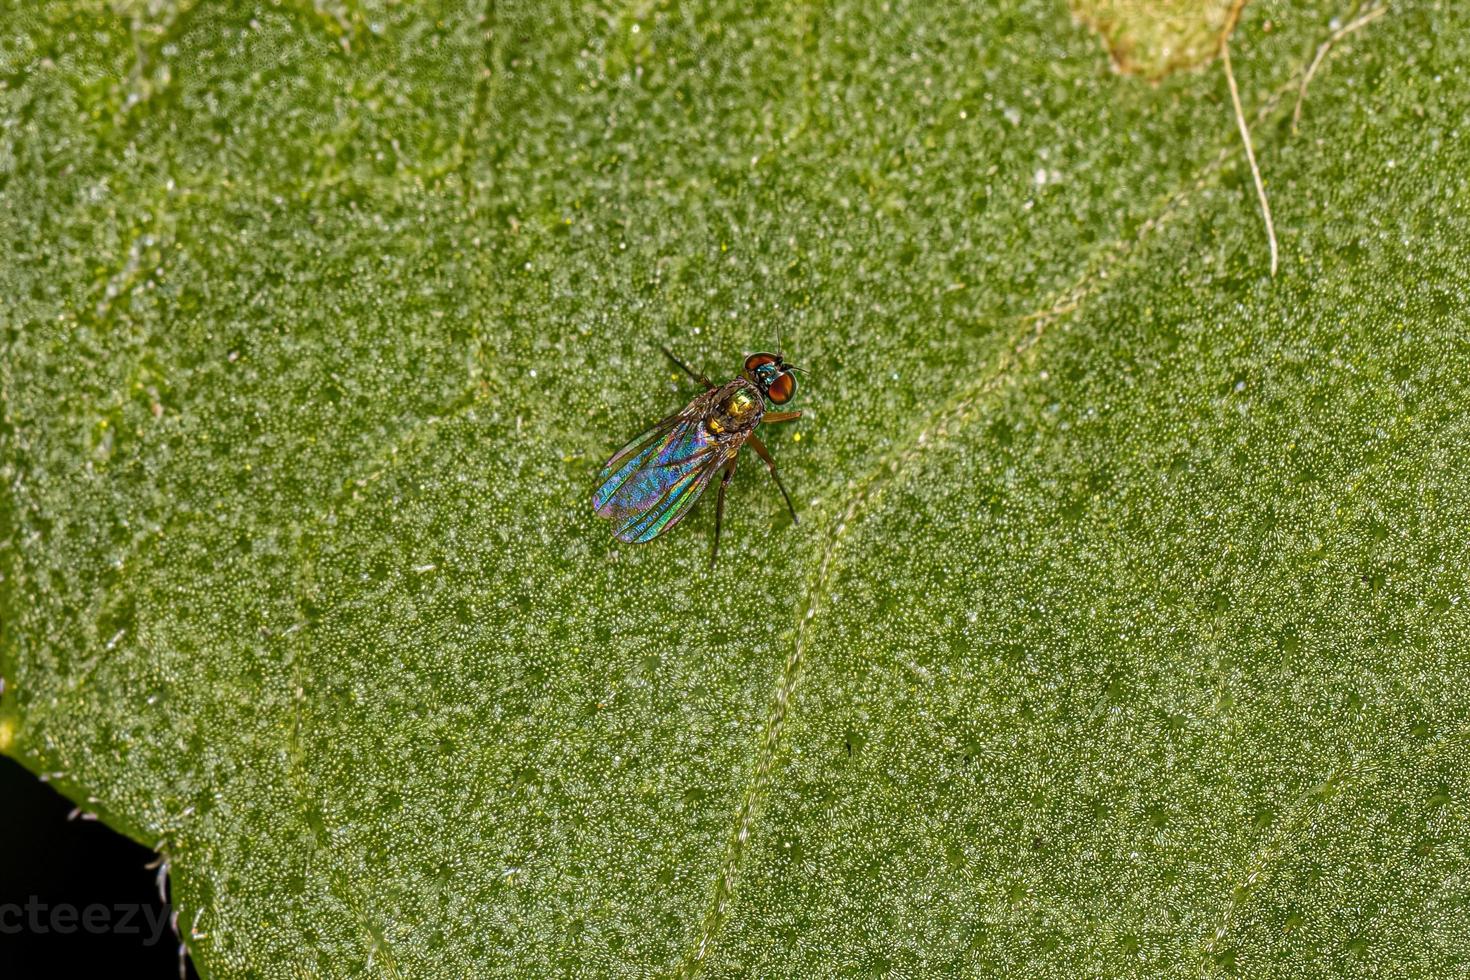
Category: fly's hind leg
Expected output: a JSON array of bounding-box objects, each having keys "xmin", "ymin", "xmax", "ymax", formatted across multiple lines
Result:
[
  {"xmin": 747, "ymin": 433, "xmax": 797, "ymax": 525},
  {"xmin": 661, "ymin": 346, "xmax": 715, "ymax": 390},
  {"xmin": 711, "ymin": 457, "xmax": 737, "ymax": 567}
]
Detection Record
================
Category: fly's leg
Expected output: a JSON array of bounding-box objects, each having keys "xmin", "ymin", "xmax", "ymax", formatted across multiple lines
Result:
[
  {"xmin": 712, "ymin": 457, "xmax": 737, "ymax": 567},
  {"xmin": 661, "ymin": 346, "xmax": 715, "ymax": 390},
  {"xmin": 762, "ymin": 410, "xmax": 803, "ymax": 423},
  {"xmin": 747, "ymin": 434, "xmax": 797, "ymax": 525}
]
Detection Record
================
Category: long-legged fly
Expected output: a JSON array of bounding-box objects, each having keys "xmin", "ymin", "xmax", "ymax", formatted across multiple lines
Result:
[{"xmin": 593, "ymin": 346, "xmax": 804, "ymax": 566}]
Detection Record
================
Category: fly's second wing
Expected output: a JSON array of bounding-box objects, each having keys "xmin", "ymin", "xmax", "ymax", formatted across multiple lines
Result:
[{"xmin": 593, "ymin": 417, "xmax": 727, "ymax": 543}]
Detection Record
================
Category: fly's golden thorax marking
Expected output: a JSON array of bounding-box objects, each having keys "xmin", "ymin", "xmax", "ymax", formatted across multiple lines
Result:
[
  {"xmin": 705, "ymin": 383, "xmax": 761, "ymax": 437},
  {"xmin": 726, "ymin": 389, "xmax": 758, "ymax": 420}
]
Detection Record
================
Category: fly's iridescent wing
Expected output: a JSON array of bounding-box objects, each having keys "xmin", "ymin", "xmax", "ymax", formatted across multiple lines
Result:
[{"xmin": 593, "ymin": 413, "xmax": 727, "ymax": 543}]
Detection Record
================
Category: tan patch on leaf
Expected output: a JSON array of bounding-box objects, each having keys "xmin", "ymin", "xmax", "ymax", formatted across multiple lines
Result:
[{"xmin": 1073, "ymin": 0, "xmax": 1247, "ymax": 80}]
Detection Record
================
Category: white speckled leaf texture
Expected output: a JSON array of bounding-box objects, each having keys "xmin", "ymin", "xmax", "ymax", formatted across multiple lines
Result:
[{"xmin": 2, "ymin": 0, "xmax": 1468, "ymax": 976}]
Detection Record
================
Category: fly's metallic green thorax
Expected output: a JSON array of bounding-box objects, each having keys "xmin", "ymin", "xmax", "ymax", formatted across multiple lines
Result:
[{"xmin": 705, "ymin": 380, "xmax": 764, "ymax": 437}]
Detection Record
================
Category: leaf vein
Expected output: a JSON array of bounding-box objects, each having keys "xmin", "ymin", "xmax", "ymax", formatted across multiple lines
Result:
[{"xmin": 678, "ymin": 8, "xmax": 1393, "ymax": 969}]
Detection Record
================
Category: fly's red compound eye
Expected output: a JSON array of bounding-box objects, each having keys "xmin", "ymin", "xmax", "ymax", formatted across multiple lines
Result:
[
  {"xmin": 766, "ymin": 371, "xmax": 796, "ymax": 404},
  {"xmin": 744, "ymin": 352, "xmax": 778, "ymax": 372}
]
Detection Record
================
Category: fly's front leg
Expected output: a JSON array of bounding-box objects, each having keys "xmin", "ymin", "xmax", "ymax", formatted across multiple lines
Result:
[
  {"xmin": 747, "ymin": 433, "xmax": 797, "ymax": 525},
  {"xmin": 661, "ymin": 346, "xmax": 716, "ymax": 390},
  {"xmin": 763, "ymin": 410, "xmax": 802, "ymax": 424},
  {"xmin": 711, "ymin": 457, "xmax": 737, "ymax": 567}
]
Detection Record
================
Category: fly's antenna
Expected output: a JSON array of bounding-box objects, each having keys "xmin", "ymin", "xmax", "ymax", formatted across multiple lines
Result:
[
  {"xmin": 775, "ymin": 324, "xmax": 786, "ymax": 359},
  {"xmin": 786, "ymin": 364, "xmax": 814, "ymax": 378}
]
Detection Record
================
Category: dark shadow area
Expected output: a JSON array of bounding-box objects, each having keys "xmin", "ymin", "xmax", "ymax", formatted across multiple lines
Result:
[{"xmin": 0, "ymin": 754, "xmax": 199, "ymax": 978}]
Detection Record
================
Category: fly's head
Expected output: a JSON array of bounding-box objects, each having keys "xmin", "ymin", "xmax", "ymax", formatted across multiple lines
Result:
[{"xmin": 743, "ymin": 352, "xmax": 799, "ymax": 405}]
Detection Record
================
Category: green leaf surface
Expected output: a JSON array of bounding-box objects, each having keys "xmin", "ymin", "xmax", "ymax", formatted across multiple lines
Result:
[{"xmin": 3, "ymin": 0, "xmax": 1468, "ymax": 975}]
